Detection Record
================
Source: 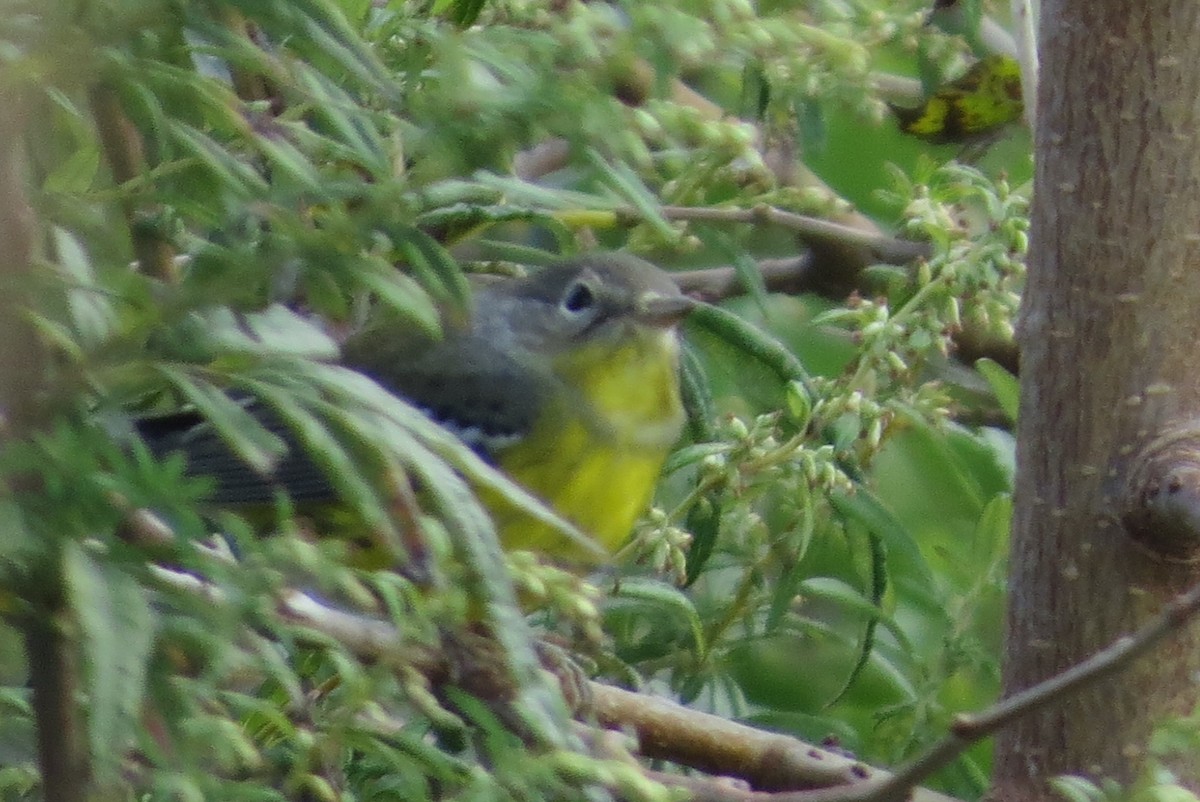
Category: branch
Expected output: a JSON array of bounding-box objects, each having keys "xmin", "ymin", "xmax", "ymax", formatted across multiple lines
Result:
[
  {"xmin": 641, "ymin": 572, "xmax": 1200, "ymax": 802},
  {"xmin": 848, "ymin": 574, "xmax": 1200, "ymax": 802},
  {"xmin": 513, "ymin": 58, "xmax": 907, "ymax": 287},
  {"xmin": 89, "ymin": 82, "xmax": 178, "ymax": 282},
  {"xmin": 589, "ymin": 683, "xmax": 958, "ymax": 802},
  {"xmin": 0, "ymin": 88, "xmax": 90, "ymax": 802},
  {"xmin": 147, "ymin": 558, "xmax": 959, "ymax": 800},
  {"xmin": 217, "ymin": 8, "xmax": 282, "ymax": 111},
  {"xmin": 655, "ymin": 205, "xmax": 929, "ymax": 267},
  {"xmin": 673, "ymin": 256, "xmax": 816, "ymax": 302}
]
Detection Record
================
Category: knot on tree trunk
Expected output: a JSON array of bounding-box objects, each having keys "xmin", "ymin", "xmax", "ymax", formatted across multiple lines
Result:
[{"xmin": 1121, "ymin": 419, "xmax": 1200, "ymax": 563}]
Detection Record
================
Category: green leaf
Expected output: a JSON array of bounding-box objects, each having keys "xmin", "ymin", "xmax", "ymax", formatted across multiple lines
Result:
[
  {"xmin": 295, "ymin": 71, "xmax": 388, "ymax": 172},
  {"xmin": 692, "ymin": 225, "xmax": 768, "ymax": 313},
  {"xmin": 829, "ymin": 489, "xmax": 932, "ymax": 587},
  {"xmin": 356, "ymin": 265, "xmax": 442, "ymax": 340},
  {"xmin": 64, "ymin": 543, "xmax": 155, "ymax": 786},
  {"xmin": 42, "ymin": 144, "xmax": 100, "ymax": 195},
  {"xmin": 972, "ymin": 492, "xmax": 1012, "ymax": 569},
  {"xmin": 0, "ymin": 500, "xmax": 37, "ymax": 578},
  {"xmin": 435, "ymin": 0, "xmax": 487, "ymax": 27},
  {"xmin": 611, "ymin": 577, "xmax": 706, "ymax": 657},
  {"xmin": 157, "ymin": 367, "xmax": 287, "ymax": 475},
  {"xmin": 53, "ymin": 227, "xmax": 116, "ymax": 350},
  {"xmin": 242, "ymin": 306, "xmax": 341, "ymax": 359},
  {"xmin": 976, "ymin": 356, "xmax": 1020, "ymax": 423},
  {"xmin": 473, "ymin": 173, "xmax": 622, "ymax": 212},
  {"xmin": 247, "ymin": 379, "xmax": 399, "ymax": 545},
  {"xmin": 301, "ymin": 363, "xmax": 605, "ymax": 562},
  {"xmin": 410, "ymin": 229, "xmax": 471, "ymax": 309},
  {"xmin": 389, "ymin": 225, "xmax": 470, "ymax": 310},
  {"xmin": 679, "ymin": 342, "xmax": 715, "ymax": 442},
  {"xmin": 282, "ymin": 0, "xmax": 400, "ymax": 98},
  {"xmin": 584, "ymin": 148, "xmax": 675, "ymax": 241},
  {"xmin": 254, "ymin": 134, "xmax": 322, "ymax": 192},
  {"xmin": 167, "ymin": 121, "xmax": 270, "ymax": 197},
  {"xmin": 199, "ymin": 305, "xmax": 340, "ymax": 359},
  {"xmin": 1048, "ymin": 776, "xmax": 1105, "ymax": 802},
  {"xmin": 1146, "ymin": 786, "xmax": 1200, "ymax": 802},
  {"xmin": 686, "ymin": 302, "xmax": 813, "ymax": 392}
]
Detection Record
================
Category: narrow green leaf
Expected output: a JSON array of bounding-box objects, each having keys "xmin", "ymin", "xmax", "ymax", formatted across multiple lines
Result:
[
  {"xmin": 65, "ymin": 543, "xmax": 155, "ymax": 786},
  {"xmin": 661, "ymin": 442, "xmax": 727, "ymax": 475},
  {"xmin": 28, "ymin": 315, "xmax": 84, "ymax": 363},
  {"xmin": 295, "ymin": 71, "xmax": 388, "ymax": 172},
  {"xmin": 298, "ymin": 363, "xmax": 605, "ymax": 562},
  {"xmin": 254, "ymin": 134, "xmax": 322, "ymax": 192},
  {"xmin": 290, "ymin": 0, "xmax": 399, "ymax": 98},
  {"xmin": 411, "ymin": 228, "xmax": 472, "ymax": 309},
  {"xmin": 471, "ymin": 240, "xmax": 568, "ymax": 267},
  {"xmin": 445, "ymin": 0, "xmax": 487, "ymax": 27},
  {"xmin": 417, "ymin": 179, "xmax": 506, "ymax": 211},
  {"xmin": 0, "ymin": 499, "xmax": 37, "ymax": 568},
  {"xmin": 248, "ymin": 380, "xmax": 398, "ymax": 543},
  {"xmin": 972, "ymin": 492, "xmax": 1012, "ymax": 568},
  {"xmin": 692, "ymin": 225, "xmax": 768, "ymax": 313},
  {"xmin": 361, "ymin": 398, "xmax": 577, "ymax": 749},
  {"xmin": 829, "ymin": 489, "xmax": 931, "ymax": 586},
  {"xmin": 42, "ymin": 145, "xmax": 100, "ymax": 195},
  {"xmin": 612, "ymin": 577, "xmax": 706, "ymax": 657},
  {"xmin": 356, "ymin": 265, "xmax": 442, "ymax": 340},
  {"xmin": 975, "ymin": 357, "xmax": 1020, "ymax": 423},
  {"xmin": 584, "ymin": 148, "xmax": 675, "ymax": 240},
  {"xmin": 157, "ymin": 367, "xmax": 287, "ymax": 475},
  {"xmin": 796, "ymin": 577, "xmax": 891, "ymax": 625},
  {"xmin": 53, "ymin": 227, "xmax": 117, "ymax": 350},
  {"xmin": 1047, "ymin": 776, "xmax": 1104, "ymax": 802},
  {"xmin": 679, "ymin": 341, "xmax": 716, "ymax": 443},
  {"xmin": 239, "ymin": 305, "xmax": 341, "ymax": 359},
  {"xmin": 687, "ymin": 302, "xmax": 813, "ymax": 393},
  {"xmin": 475, "ymin": 173, "xmax": 619, "ymax": 213},
  {"xmin": 684, "ymin": 495, "xmax": 720, "ymax": 588},
  {"xmin": 168, "ymin": 121, "xmax": 270, "ymax": 196},
  {"xmin": 388, "ymin": 225, "xmax": 470, "ymax": 310}
]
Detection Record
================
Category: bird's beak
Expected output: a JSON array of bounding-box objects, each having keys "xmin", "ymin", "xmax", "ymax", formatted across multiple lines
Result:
[{"xmin": 635, "ymin": 292, "xmax": 695, "ymax": 327}]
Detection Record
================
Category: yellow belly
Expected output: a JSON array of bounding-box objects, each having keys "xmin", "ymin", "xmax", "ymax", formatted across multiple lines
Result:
[
  {"xmin": 493, "ymin": 418, "xmax": 668, "ymax": 555},
  {"xmin": 489, "ymin": 331, "xmax": 684, "ymax": 559}
]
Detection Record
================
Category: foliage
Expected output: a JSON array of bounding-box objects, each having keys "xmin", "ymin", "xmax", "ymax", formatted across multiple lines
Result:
[{"xmin": 0, "ymin": 0, "xmax": 1036, "ymax": 800}]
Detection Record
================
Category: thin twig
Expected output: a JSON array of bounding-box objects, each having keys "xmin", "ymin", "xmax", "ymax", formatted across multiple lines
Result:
[
  {"xmin": 89, "ymin": 83, "xmax": 178, "ymax": 282},
  {"xmin": 673, "ymin": 256, "xmax": 815, "ymax": 301},
  {"xmin": 149, "ymin": 557, "xmax": 958, "ymax": 800},
  {"xmin": 589, "ymin": 683, "xmax": 960, "ymax": 802},
  {"xmin": 655, "ymin": 205, "xmax": 929, "ymax": 266},
  {"xmin": 218, "ymin": 8, "xmax": 280, "ymax": 110},
  {"xmin": 853, "ymin": 576, "xmax": 1200, "ymax": 802},
  {"xmin": 512, "ymin": 58, "xmax": 912, "ymax": 271}
]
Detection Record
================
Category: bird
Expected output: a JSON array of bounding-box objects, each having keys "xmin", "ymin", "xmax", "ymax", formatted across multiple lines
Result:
[{"xmin": 140, "ymin": 253, "xmax": 695, "ymax": 562}]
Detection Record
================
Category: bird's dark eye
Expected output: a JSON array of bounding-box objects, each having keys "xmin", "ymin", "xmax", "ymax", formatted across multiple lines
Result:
[{"xmin": 561, "ymin": 281, "xmax": 596, "ymax": 315}]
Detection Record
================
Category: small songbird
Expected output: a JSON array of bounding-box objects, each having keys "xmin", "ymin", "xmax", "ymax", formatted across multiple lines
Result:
[{"xmin": 141, "ymin": 253, "xmax": 694, "ymax": 562}]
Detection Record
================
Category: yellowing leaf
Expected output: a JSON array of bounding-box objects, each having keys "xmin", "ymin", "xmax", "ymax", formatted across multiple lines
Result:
[{"xmin": 891, "ymin": 55, "xmax": 1023, "ymax": 143}]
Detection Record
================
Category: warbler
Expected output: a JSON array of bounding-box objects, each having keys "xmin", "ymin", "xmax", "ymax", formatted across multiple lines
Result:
[{"xmin": 142, "ymin": 253, "xmax": 694, "ymax": 560}]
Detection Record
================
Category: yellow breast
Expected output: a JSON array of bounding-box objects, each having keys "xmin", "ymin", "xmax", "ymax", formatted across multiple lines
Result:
[{"xmin": 490, "ymin": 329, "xmax": 684, "ymax": 558}]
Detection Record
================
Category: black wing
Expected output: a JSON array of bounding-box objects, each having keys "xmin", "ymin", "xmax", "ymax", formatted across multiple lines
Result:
[
  {"xmin": 137, "ymin": 402, "xmax": 335, "ymax": 506},
  {"xmin": 139, "ymin": 335, "xmax": 546, "ymax": 506}
]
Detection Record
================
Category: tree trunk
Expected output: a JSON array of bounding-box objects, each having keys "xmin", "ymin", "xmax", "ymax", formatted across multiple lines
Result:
[{"xmin": 995, "ymin": 1, "xmax": 1200, "ymax": 798}]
